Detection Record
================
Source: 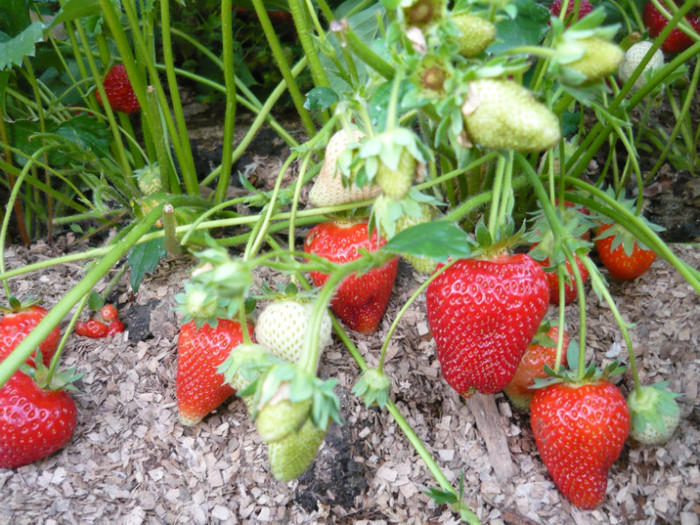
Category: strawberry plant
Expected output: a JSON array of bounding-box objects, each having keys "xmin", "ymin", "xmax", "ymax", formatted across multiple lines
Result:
[{"xmin": 0, "ymin": 0, "xmax": 698, "ymax": 521}]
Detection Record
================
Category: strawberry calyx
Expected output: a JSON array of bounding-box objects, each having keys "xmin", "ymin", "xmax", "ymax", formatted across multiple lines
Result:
[
  {"xmin": 352, "ymin": 368, "xmax": 392, "ymax": 408},
  {"xmin": 532, "ymin": 341, "xmax": 626, "ymax": 389},
  {"xmin": 248, "ymin": 363, "xmax": 342, "ymax": 433},
  {"xmin": 627, "ymin": 381, "xmax": 681, "ymax": 445},
  {"xmin": 0, "ymin": 295, "xmax": 42, "ymax": 315},
  {"xmin": 20, "ymin": 351, "xmax": 84, "ymax": 393}
]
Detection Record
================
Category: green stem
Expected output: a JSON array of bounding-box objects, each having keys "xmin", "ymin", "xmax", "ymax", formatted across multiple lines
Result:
[
  {"xmin": 288, "ymin": 0, "xmax": 330, "ymax": 90},
  {"xmin": 341, "ymin": 25, "xmax": 394, "ymax": 80},
  {"xmin": 215, "ymin": 0, "xmax": 238, "ymax": 205},
  {"xmin": 487, "ymin": 154, "xmax": 506, "ymax": 239},
  {"xmin": 0, "ymin": 205, "xmax": 164, "ymax": 387},
  {"xmin": 580, "ymin": 254, "xmax": 641, "ymax": 392},
  {"xmin": 251, "ymin": 0, "xmax": 316, "ymax": 137}
]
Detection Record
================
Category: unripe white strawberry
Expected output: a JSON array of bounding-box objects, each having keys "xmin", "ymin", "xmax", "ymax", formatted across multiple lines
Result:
[
  {"xmin": 450, "ymin": 13, "xmax": 496, "ymax": 58},
  {"xmin": 567, "ymin": 37, "xmax": 624, "ymax": 83},
  {"xmin": 618, "ymin": 41, "xmax": 664, "ymax": 92},
  {"xmin": 309, "ymin": 128, "xmax": 381, "ymax": 207},
  {"xmin": 461, "ymin": 79, "xmax": 561, "ymax": 152},
  {"xmin": 254, "ymin": 298, "xmax": 332, "ymax": 364}
]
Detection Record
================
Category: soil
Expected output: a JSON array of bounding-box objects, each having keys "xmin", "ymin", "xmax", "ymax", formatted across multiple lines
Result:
[{"xmin": 0, "ymin": 222, "xmax": 699, "ymax": 525}]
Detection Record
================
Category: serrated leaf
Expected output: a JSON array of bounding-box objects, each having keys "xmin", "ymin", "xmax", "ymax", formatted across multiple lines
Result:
[
  {"xmin": 304, "ymin": 86, "xmax": 339, "ymax": 111},
  {"xmin": 0, "ymin": 21, "xmax": 44, "ymax": 70},
  {"xmin": 128, "ymin": 238, "xmax": 166, "ymax": 292},
  {"xmin": 383, "ymin": 222, "xmax": 473, "ymax": 262}
]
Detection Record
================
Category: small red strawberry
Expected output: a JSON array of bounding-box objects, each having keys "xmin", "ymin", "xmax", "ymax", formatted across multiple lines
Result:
[
  {"xmin": 530, "ymin": 379, "xmax": 630, "ymax": 509},
  {"xmin": 99, "ymin": 304, "xmax": 119, "ymax": 322},
  {"xmin": 177, "ymin": 318, "xmax": 255, "ymax": 426},
  {"xmin": 0, "ymin": 301, "xmax": 61, "ymax": 367},
  {"xmin": 595, "ymin": 224, "xmax": 657, "ymax": 280},
  {"xmin": 549, "ymin": 0, "xmax": 594, "ymax": 21},
  {"xmin": 304, "ymin": 219, "xmax": 398, "ymax": 334},
  {"xmin": 105, "ymin": 319, "xmax": 125, "ymax": 336},
  {"xmin": 74, "ymin": 319, "xmax": 109, "ymax": 339},
  {"xmin": 503, "ymin": 325, "xmax": 569, "ymax": 410},
  {"xmin": 426, "ymin": 253, "xmax": 550, "ymax": 396},
  {"xmin": 96, "ymin": 64, "xmax": 140, "ymax": 114},
  {"xmin": 643, "ymin": 1, "xmax": 700, "ymax": 54},
  {"xmin": 0, "ymin": 369, "xmax": 78, "ymax": 468}
]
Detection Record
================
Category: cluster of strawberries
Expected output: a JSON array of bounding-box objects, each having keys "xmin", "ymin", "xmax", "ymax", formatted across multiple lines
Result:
[{"xmin": 0, "ymin": 302, "xmax": 123, "ymax": 469}]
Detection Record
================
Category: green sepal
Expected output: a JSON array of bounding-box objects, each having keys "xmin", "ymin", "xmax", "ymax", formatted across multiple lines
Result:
[
  {"xmin": 21, "ymin": 351, "xmax": 84, "ymax": 393},
  {"xmin": 352, "ymin": 368, "xmax": 392, "ymax": 408}
]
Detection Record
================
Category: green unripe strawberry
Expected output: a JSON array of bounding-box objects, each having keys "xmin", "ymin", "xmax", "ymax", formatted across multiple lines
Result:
[
  {"xmin": 627, "ymin": 382, "xmax": 681, "ymax": 446},
  {"xmin": 375, "ymin": 147, "xmax": 418, "ymax": 201},
  {"xmin": 254, "ymin": 298, "xmax": 332, "ymax": 364},
  {"xmin": 309, "ymin": 128, "xmax": 381, "ymax": 207},
  {"xmin": 257, "ymin": 397, "xmax": 312, "ymax": 443},
  {"xmin": 563, "ymin": 37, "xmax": 624, "ymax": 84},
  {"xmin": 461, "ymin": 79, "xmax": 561, "ymax": 152},
  {"xmin": 135, "ymin": 163, "xmax": 162, "ymax": 195},
  {"xmin": 618, "ymin": 41, "xmax": 664, "ymax": 92},
  {"xmin": 451, "ymin": 13, "xmax": 496, "ymax": 57},
  {"xmin": 268, "ymin": 417, "xmax": 326, "ymax": 482}
]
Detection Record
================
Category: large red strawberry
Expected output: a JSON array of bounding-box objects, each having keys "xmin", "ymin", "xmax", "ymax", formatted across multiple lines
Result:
[
  {"xmin": 643, "ymin": 1, "xmax": 700, "ymax": 54},
  {"xmin": 304, "ymin": 219, "xmax": 398, "ymax": 334},
  {"xmin": 96, "ymin": 64, "xmax": 140, "ymax": 114},
  {"xmin": 0, "ymin": 302, "xmax": 61, "ymax": 367},
  {"xmin": 530, "ymin": 379, "xmax": 630, "ymax": 509},
  {"xmin": 503, "ymin": 325, "xmax": 569, "ymax": 410},
  {"xmin": 176, "ymin": 319, "xmax": 254, "ymax": 426},
  {"xmin": 595, "ymin": 224, "xmax": 656, "ymax": 280},
  {"xmin": 426, "ymin": 253, "xmax": 549, "ymax": 396},
  {"xmin": 0, "ymin": 370, "xmax": 78, "ymax": 468}
]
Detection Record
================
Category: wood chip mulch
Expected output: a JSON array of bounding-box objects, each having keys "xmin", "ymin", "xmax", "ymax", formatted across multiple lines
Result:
[{"xmin": 1, "ymin": 236, "xmax": 699, "ymax": 525}]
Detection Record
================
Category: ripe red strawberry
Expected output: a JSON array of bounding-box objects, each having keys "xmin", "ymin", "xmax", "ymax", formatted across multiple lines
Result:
[
  {"xmin": 0, "ymin": 303, "xmax": 61, "ymax": 367},
  {"xmin": 549, "ymin": 0, "xmax": 594, "ymax": 21},
  {"xmin": 95, "ymin": 64, "xmax": 140, "ymax": 114},
  {"xmin": 503, "ymin": 326, "xmax": 569, "ymax": 410},
  {"xmin": 177, "ymin": 319, "xmax": 254, "ymax": 426},
  {"xmin": 0, "ymin": 371, "xmax": 78, "ymax": 468},
  {"xmin": 304, "ymin": 220, "xmax": 398, "ymax": 334},
  {"xmin": 74, "ymin": 319, "xmax": 109, "ymax": 339},
  {"xmin": 426, "ymin": 253, "xmax": 549, "ymax": 396},
  {"xmin": 105, "ymin": 319, "xmax": 125, "ymax": 336},
  {"xmin": 536, "ymin": 251, "xmax": 589, "ymax": 305},
  {"xmin": 530, "ymin": 380, "xmax": 630, "ymax": 509},
  {"xmin": 99, "ymin": 304, "xmax": 119, "ymax": 322},
  {"xmin": 643, "ymin": 1, "xmax": 700, "ymax": 54},
  {"xmin": 595, "ymin": 224, "xmax": 656, "ymax": 280}
]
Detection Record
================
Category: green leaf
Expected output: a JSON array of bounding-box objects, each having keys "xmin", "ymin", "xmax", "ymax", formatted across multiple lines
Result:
[
  {"xmin": 0, "ymin": 0, "xmax": 31, "ymax": 38},
  {"xmin": 0, "ymin": 70, "xmax": 9, "ymax": 114},
  {"xmin": 0, "ymin": 22, "xmax": 45, "ymax": 70},
  {"xmin": 424, "ymin": 486, "xmax": 458, "ymax": 506},
  {"xmin": 368, "ymin": 80, "xmax": 417, "ymax": 131},
  {"xmin": 52, "ymin": 0, "xmax": 102, "ymax": 26},
  {"xmin": 383, "ymin": 222, "xmax": 473, "ymax": 262},
  {"xmin": 128, "ymin": 238, "xmax": 166, "ymax": 292},
  {"xmin": 87, "ymin": 290, "xmax": 103, "ymax": 311},
  {"xmin": 487, "ymin": 0, "xmax": 549, "ymax": 54},
  {"xmin": 54, "ymin": 114, "xmax": 113, "ymax": 159},
  {"xmin": 304, "ymin": 86, "xmax": 338, "ymax": 111}
]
